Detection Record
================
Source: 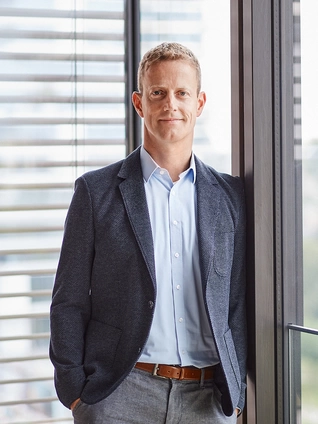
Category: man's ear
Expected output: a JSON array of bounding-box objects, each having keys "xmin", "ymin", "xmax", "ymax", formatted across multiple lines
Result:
[
  {"xmin": 196, "ymin": 91, "xmax": 206, "ymax": 117},
  {"xmin": 132, "ymin": 91, "xmax": 144, "ymax": 118}
]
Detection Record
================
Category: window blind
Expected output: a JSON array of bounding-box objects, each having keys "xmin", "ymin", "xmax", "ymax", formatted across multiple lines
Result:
[{"xmin": 0, "ymin": 1, "xmax": 126, "ymax": 422}]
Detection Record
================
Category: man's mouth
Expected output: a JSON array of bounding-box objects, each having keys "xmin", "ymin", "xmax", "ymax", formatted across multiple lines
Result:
[{"xmin": 159, "ymin": 118, "xmax": 182, "ymax": 122}]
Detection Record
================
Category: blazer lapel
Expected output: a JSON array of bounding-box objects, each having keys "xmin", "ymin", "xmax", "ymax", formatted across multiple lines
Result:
[
  {"xmin": 117, "ymin": 150, "xmax": 220, "ymax": 291},
  {"xmin": 195, "ymin": 157, "xmax": 221, "ymax": 288},
  {"xmin": 118, "ymin": 148, "xmax": 156, "ymax": 286}
]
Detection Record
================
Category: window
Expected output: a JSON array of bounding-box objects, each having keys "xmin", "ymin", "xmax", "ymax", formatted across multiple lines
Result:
[
  {"xmin": 289, "ymin": 1, "xmax": 318, "ymax": 423},
  {"xmin": 140, "ymin": 0, "xmax": 232, "ymax": 173},
  {"xmin": 0, "ymin": 2, "xmax": 232, "ymax": 422},
  {"xmin": 0, "ymin": 1, "xmax": 126, "ymax": 422},
  {"xmin": 236, "ymin": 0, "xmax": 318, "ymax": 422}
]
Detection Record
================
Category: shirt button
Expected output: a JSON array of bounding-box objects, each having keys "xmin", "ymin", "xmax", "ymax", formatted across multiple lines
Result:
[
  {"xmin": 160, "ymin": 170, "xmax": 165, "ymax": 175},
  {"xmin": 173, "ymin": 220, "xmax": 178, "ymax": 225},
  {"xmin": 176, "ymin": 285, "xmax": 181, "ymax": 290},
  {"xmin": 179, "ymin": 318, "xmax": 184, "ymax": 323},
  {"xmin": 148, "ymin": 301, "xmax": 154, "ymax": 309},
  {"xmin": 171, "ymin": 190, "xmax": 176, "ymax": 196},
  {"xmin": 174, "ymin": 252, "xmax": 179, "ymax": 258}
]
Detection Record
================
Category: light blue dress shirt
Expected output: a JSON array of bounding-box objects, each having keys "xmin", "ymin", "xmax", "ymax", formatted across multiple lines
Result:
[{"xmin": 139, "ymin": 147, "xmax": 219, "ymax": 368}]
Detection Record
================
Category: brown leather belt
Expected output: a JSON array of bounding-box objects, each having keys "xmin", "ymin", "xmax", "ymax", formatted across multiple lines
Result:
[{"xmin": 135, "ymin": 362, "xmax": 215, "ymax": 381}]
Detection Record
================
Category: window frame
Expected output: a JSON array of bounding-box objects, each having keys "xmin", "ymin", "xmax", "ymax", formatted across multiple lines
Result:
[{"xmin": 231, "ymin": 0, "xmax": 303, "ymax": 423}]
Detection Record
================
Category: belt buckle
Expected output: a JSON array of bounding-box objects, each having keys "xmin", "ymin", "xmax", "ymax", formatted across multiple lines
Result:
[{"xmin": 152, "ymin": 364, "xmax": 169, "ymax": 379}]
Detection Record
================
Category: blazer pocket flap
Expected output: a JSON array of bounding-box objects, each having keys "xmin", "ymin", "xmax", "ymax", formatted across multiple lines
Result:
[
  {"xmin": 213, "ymin": 231, "xmax": 234, "ymax": 276},
  {"xmin": 84, "ymin": 319, "xmax": 122, "ymax": 364}
]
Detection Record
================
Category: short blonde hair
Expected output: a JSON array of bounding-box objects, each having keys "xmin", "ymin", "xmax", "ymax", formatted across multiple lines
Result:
[{"xmin": 137, "ymin": 42, "xmax": 201, "ymax": 95}]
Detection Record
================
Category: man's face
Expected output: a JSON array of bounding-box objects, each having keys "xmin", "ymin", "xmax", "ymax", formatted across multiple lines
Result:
[{"xmin": 132, "ymin": 60, "xmax": 206, "ymax": 151}]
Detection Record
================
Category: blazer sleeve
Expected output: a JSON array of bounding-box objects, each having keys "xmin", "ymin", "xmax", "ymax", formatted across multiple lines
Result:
[{"xmin": 49, "ymin": 176, "xmax": 94, "ymax": 408}]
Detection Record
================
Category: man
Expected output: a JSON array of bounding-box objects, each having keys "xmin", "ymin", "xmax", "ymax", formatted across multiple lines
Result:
[{"xmin": 50, "ymin": 42, "xmax": 247, "ymax": 423}]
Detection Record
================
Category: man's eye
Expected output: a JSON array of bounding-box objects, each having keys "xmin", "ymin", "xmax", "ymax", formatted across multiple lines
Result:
[
  {"xmin": 179, "ymin": 91, "xmax": 187, "ymax": 96},
  {"xmin": 152, "ymin": 90, "xmax": 162, "ymax": 95}
]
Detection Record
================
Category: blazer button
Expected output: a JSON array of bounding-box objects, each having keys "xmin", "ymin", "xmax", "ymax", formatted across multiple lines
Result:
[{"xmin": 148, "ymin": 300, "xmax": 154, "ymax": 309}]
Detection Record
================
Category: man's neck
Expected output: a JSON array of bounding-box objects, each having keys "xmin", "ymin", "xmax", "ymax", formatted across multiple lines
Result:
[{"xmin": 143, "ymin": 145, "xmax": 192, "ymax": 182}]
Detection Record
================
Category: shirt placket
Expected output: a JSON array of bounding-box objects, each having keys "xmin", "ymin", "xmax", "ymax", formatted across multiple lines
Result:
[{"xmin": 169, "ymin": 184, "xmax": 188, "ymax": 365}]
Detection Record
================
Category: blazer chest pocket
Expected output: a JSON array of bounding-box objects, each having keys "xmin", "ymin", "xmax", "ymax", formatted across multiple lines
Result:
[{"xmin": 213, "ymin": 231, "xmax": 234, "ymax": 276}]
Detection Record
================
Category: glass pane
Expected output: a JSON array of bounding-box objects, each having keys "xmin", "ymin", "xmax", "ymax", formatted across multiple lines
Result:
[
  {"xmin": 289, "ymin": 329, "xmax": 318, "ymax": 424},
  {"xmin": 299, "ymin": 0, "xmax": 318, "ymax": 331},
  {"xmin": 140, "ymin": 0, "xmax": 231, "ymax": 173},
  {"xmin": 290, "ymin": 0, "xmax": 318, "ymax": 423}
]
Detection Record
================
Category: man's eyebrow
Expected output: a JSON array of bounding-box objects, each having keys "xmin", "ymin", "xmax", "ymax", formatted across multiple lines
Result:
[{"xmin": 148, "ymin": 85, "xmax": 165, "ymax": 89}]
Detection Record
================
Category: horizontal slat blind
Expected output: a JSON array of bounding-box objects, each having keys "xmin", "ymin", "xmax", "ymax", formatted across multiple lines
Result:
[{"xmin": 0, "ymin": 1, "xmax": 126, "ymax": 423}]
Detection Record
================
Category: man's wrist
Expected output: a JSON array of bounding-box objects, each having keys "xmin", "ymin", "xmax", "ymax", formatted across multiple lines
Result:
[{"xmin": 70, "ymin": 398, "xmax": 81, "ymax": 411}]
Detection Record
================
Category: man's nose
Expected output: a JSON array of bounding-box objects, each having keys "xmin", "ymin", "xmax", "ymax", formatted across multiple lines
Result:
[{"xmin": 163, "ymin": 93, "xmax": 177, "ymax": 111}]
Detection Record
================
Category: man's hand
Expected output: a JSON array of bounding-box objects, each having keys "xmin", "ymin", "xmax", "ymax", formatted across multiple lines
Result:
[{"xmin": 70, "ymin": 398, "xmax": 81, "ymax": 411}]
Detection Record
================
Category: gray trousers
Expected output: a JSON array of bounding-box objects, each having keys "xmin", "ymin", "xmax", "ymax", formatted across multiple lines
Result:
[{"xmin": 72, "ymin": 368, "xmax": 237, "ymax": 423}]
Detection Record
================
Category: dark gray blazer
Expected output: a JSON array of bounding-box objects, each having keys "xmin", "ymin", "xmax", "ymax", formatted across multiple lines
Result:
[{"xmin": 50, "ymin": 147, "xmax": 247, "ymax": 416}]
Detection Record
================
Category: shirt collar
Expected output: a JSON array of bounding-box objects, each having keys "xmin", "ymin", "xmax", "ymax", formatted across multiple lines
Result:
[{"xmin": 140, "ymin": 146, "xmax": 196, "ymax": 183}]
